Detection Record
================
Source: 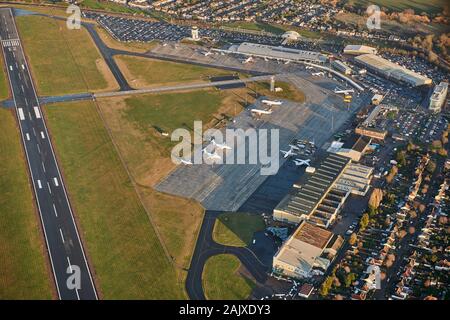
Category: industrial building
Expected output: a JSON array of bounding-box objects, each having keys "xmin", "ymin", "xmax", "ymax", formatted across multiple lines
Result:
[
  {"xmin": 332, "ymin": 59, "xmax": 352, "ymax": 75},
  {"xmin": 273, "ymin": 221, "xmax": 343, "ymax": 279},
  {"xmin": 354, "ymin": 54, "xmax": 432, "ymax": 87},
  {"xmin": 228, "ymin": 42, "xmax": 327, "ymax": 63},
  {"xmin": 355, "ymin": 126, "xmax": 387, "ymax": 140},
  {"xmin": 273, "ymin": 153, "xmax": 372, "ymax": 228},
  {"xmin": 343, "ymin": 44, "xmax": 377, "ymax": 55},
  {"xmin": 327, "ymin": 134, "xmax": 371, "ymax": 162},
  {"xmin": 429, "ymin": 81, "xmax": 448, "ymax": 113}
]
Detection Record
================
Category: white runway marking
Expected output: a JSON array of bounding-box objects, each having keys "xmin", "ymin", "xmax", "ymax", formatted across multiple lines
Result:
[
  {"xmin": 25, "ymin": 133, "xmax": 30, "ymax": 141},
  {"xmin": 18, "ymin": 107, "xmax": 25, "ymax": 120},
  {"xmin": 53, "ymin": 177, "xmax": 59, "ymax": 187},
  {"xmin": 37, "ymin": 179, "xmax": 42, "ymax": 189},
  {"xmin": 53, "ymin": 203, "xmax": 58, "ymax": 217},
  {"xmin": 47, "ymin": 181, "xmax": 52, "ymax": 194},
  {"xmin": 59, "ymin": 229, "xmax": 65, "ymax": 243},
  {"xmin": 33, "ymin": 106, "xmax": 41, "ymax": 119},
  {"xmin": 42, "ymin": 162, "xmax": 46, "ymax": 173},
  {"xmin": 36, "ymin": 143, "xmax": 40, "ymax": 154},
  {"xmin": 40, "ymin": 131, "xmax": 45, "ymax": 139}
]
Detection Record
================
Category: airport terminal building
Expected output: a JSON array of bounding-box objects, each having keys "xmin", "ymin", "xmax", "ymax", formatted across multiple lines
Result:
[
  {"xmin": 273, "ymin": 153, "xmax": 372, "ymax": 228},
  {"xmin": 229, "ymin": 42, "xmax": 327, "ymax": 63},
  {"xmin": 354, "ymin": 54, "xmax": 432, "ymax": 87}
]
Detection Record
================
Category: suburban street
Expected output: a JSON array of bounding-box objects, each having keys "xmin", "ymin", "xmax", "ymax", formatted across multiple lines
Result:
[{"xmin": 0, "ymin": 7, "xmax": 97, "ymax": 300}]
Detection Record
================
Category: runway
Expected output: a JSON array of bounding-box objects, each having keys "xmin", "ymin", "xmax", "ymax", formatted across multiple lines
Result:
[{"xmin": 0, "ymin": 8, "xmax": 97, "ymax": 300}]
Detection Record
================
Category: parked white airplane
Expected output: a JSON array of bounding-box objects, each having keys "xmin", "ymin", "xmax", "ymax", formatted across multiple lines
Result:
[
  {"xmin": 293, "ymin": 158, "xmax": 311, "ymax": 166},
  {"xmin": 288, "ymin": 144, "xmax": 301, "ymax": 151},
  {"xmin": 211, "ymin": 138, "xmax": 231, "ymax": 150},
  {"xmin": 305, "ymin": 66, "xmax": 313, "ymax": 70},
  {"xmin": 251, "ymin": 108, "xmax": 272, "ymax": 115},
  {"xmin": 172, "ymin": 155, "xmax": 193, "ymax": 165},
  {"xmin": 203, "ymin": 149, "xmax": 222, "ymax": 161},
  {"xmin": 242, "ymin": 56, "xmax": 254, "ymax": 64},
  {"xmin": 261, "ymin": 99, "xmax": 282, "ymax": 106},
  {"xmin": 203, "ymin": 51, "xmax": 213, "ymax": 57},
  {"xmin": 280, "ymin": 146, "xmax": 297, "ymax": 158},
  {"xmin": 284, "ymin": 60, "xmax": 290, "ymax": 65},
  {"xmin": 312, "ymin": 71, "xmax": 324, "ymax": 76},
  {"xmin": 334, "ymin": 87, "xmax": 355, "ymax": 94}
]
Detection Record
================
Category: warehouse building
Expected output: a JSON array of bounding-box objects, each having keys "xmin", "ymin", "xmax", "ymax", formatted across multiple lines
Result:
[
  {"xmin": 273, "ymin": 153, "xmax": 372, "ymax": 228},
  {"xmin": 343, "ymin": 44, "xmax": 377, "ymax": 55},
  {"xmin": 354, "ymin": 54, "xmax": 432, "ymax": 87},
  {"xmin": 229, "ymin": 42, "xmax": 327, "ymax": 63},
  {"xmin": 273, "ymin": 221, "xmax": 343, "ymax": 279},
  {"xmin": 429, "ymin": 81, "xmax": 448, "ymax": 113}
]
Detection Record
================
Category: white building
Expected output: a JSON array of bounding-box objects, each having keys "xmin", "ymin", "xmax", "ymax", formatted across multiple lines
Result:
[
  {"xmin": 344, "ymin": 45, "xmax": 377, "ymax": 55},
  {"xmin": 191, "ymin": 26, "xmax": 200, "ymax": 41},
  {"xmin": 429, "ymin": 81, "xmax": 448, "ymax": 113},
  {"xmin": 354, "ymin": 54, "xmax": 432, "ymax": 87}
]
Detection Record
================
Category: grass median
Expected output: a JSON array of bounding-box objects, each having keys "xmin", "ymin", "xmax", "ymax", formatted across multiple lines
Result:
[
  {"xmin": 213, "ymin": 213, "xmax": 265, "ymax": 247},
  {"xmin": 114, "ymin": 55, "xmax": 236, "ymax": 88},
  {"xmin": 202, "ymin": 254, "xmax": 256, "ymax": 300}
]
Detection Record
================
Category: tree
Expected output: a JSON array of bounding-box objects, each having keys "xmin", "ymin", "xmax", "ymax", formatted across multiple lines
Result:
[
  {"xmin": 360, "ymin": 213, "xmax": 370, "ymax": 231},
  {"xmin": 368, "ymin": 188, "xmax": 383, "ymax": 209},
  {"xmin": 345, "ymin": 273, "xmax": 356, "ymax": 287},
  {"xmin": 426, "ymin": 161, "xmax": 436, "ymax": 174},
  {"xmin": 320, "ymin": 276, "xmax": 334, "ymax": 297},
  {"xmin": 349, "ymin": 233, "xmax": 357, "ymax": 246}
]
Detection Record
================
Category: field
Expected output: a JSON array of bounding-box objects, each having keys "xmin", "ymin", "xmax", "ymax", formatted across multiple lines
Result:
[
  {"xmin": 16, "ymin": 15, "xmax": 118, "ymax": 96},
  {"xmin": 0, "ymin": 108, "xmax": 53, "ymax": 299},
  {"xmin": 346, "ymin": 0, "xmax": 447, "ymax": 15},
  {"xmin": 0, "ymin": 53, "xmax": 8, "ymax": 100},
  {"xmin": 115, "ymin": 55, "xmax": 235, "ymax": 88},
  {"xmin": 202, "ymin": 254, "xmax": 256, "ymax": 300},
  {"xmin": 80, "ymin": 0, "xmax": 147, "ymax": 15},
  {"xmin": 213, "ymin": 213, "xmax": 265, "ymax": 247},
  {"xmin": 43, "ymin": 100, "xmax": 184, "ymax": 299},
  {"xmin": 95, "ymin": 88, "xmax": 248, "ymax": 276},
  {"xmin": 254, "ymin": 81, "xmax": 306, "ymax": 103},
  {"xmin": 223, "ymin": 21, "xmax": 286, "ymax": 35}
]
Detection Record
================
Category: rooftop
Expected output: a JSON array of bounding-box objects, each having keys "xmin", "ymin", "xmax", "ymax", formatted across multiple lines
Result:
[{"xmin": 354, "ymin": 54, "xmax": 432, "ymax": 87}]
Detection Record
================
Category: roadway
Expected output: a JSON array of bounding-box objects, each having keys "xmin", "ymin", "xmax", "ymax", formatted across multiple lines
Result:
[
  {"xmin": 185, "ymin": 211, "xmax": 269, "ymax": 300},
  {"xmin": 0, "ymin": 8, "xmax": 97, "ymax": 300}
]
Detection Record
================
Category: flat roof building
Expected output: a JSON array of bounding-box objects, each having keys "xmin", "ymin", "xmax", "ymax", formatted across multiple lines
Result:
[
  {"xmin": 354, "ymin": 54, "xmax": 432, "ymax": 87},
  {"xmin": 355, "ymin": 126, "xmax": 387, "ymax": 141},
  {"xmin": 344, "ymin": 44, "xmax": 377, "ymax": 55},
  {"xmin": 230, "ymin": 42, "xmax": 327, "ymax": 63},
  {"xmin": 429, "ymin": 81, "xmax": 448, "ymax": 113},
  {"xmin": 327, "ymin": 134, "xmax": 371, "ymax": 162},
  {"xmin": 273, "ymin": 221, "xmax": 343, "ymax": 279}
]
